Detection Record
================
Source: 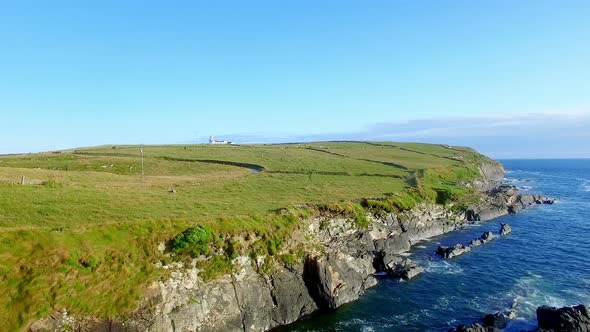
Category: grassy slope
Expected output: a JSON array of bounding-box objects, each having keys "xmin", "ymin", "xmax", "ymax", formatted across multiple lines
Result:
[{"xmin": 0, "ymin": 142, "xmax": 496, "ymax": 329}]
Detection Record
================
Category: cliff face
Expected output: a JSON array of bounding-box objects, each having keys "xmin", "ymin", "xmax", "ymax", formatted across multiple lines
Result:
[
  {"xmin": 473, "ymin": 162, "xmax": 505, "ymax": 192},
  {"xmin": 29, "ymin": 163, "xmax": 552, "ymax": 332},
  {"xmin": 124, "ymin": 204, "xmax": 466, "ymax": 332}
]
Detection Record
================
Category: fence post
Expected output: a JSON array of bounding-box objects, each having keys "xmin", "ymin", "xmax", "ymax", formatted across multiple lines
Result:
[{"xmin": 21, "ymin": 176, "xmax": 25, "ymax": 185}]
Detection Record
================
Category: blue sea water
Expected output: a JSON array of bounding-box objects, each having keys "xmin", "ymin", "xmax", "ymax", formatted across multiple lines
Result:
[{"xmin": 279, "ymin": 159, "xmax": 590, "ymax": 332}]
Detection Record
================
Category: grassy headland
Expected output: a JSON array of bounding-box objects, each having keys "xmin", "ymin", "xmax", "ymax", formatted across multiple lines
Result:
[{"xmin": 0, "ymin": 141, "xmax": 497, "ymax": 330}]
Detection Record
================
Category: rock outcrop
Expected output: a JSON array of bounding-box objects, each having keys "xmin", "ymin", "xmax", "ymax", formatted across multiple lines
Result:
[
  {"xmin": 437, "ymin": 224, "xmax": 511, "ymax": 259},
  {"xmin": 483, "ymin": 311, "xmax": 511, "ymax": 329},
  {"xmin": 499, "ymin": 223, "xmax": 512, "ymax": 236},
  {"xmin": 437, "ymin": 244, "xmax": 472, "ymax": 259},
  {"xmin": 466, "ymin": 185, "xmax": 554, "ymax": 222},
  {"xmin": 536, "ymin": 304, "xmax": 590, "ymax": 332},
  {"xmin": 448, "ymin": 310, "xmax": 514, "ymax": 332},
  {"xmin": 388, "ymin": 259, "xmax": 424, "ymax": 280}
]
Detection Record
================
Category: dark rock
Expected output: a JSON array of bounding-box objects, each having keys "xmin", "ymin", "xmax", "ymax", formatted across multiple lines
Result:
[
  {"xmin": 534, "ymin": 195, "xmax": 555, "ymax": 205},
  {"xmin": 388, "ymin": 259, "xmax": 423, "ymax": 280},
  {"xmin": 466, "ymin": 209, "xmax": 481, "ymax": 222},
  {"xmin": 381, "ymin": 254, "xmax": 403, "ymax": 271},
  {"xmin": 303, "ymin": 256, "xmax": 336, "ymax": 310},
  {"xmin": 500, "ymin": 223, "xmax": 512, "ymax": 236},
  {"xmin": 440, "ymin": 229, "xmax": 502, "ymax": 258},
  {"xmin": 344, "ymin": 231, "xmax": 375, "ymax": 256},
  {"xmin": 271, "ymin": 269, "xmax": 318, "ymax": 325},
  {"xmin": 448, "ymin": 309, "xmax": 513, "ymax": 332},
  {"xmin": 483, "ymin": 312, "xmax": 510, "ymax": 329},
  {"xmin": 537, "ymin": 304, "xmax": 590, "ymax": 332},
  {"xmin": 373, "ymin": 234, "xmax": 411, "ymax": 273},
  {"xmin": 447, "ymin": 323, "xmax": 492, "ymax": 332},
  {"xmin": 303, "ymin": 254, "xmax": 374, "ymax": 310},
  {"xmin": 436, "ymin": 244, "xmax": 471, "ymax": 259}
]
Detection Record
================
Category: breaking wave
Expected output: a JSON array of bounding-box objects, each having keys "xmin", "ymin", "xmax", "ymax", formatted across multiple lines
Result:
[{"xmin": 506, "ymin": 273, "xmax": 567, "ymax": 319}]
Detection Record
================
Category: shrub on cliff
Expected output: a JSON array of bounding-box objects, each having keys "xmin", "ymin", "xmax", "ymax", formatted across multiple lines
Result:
[
  {"xmin": 171, "ymin": 226, "xmax": 213, "ymax": 256},
  {"xmin": 353, "ymin": 203, "xmax": 371, "ymax": 229}
]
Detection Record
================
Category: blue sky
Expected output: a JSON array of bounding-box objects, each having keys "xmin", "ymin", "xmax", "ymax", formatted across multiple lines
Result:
[{"xmin": 1, "ymin": 0, "xmax": 589, "ymax": 157}]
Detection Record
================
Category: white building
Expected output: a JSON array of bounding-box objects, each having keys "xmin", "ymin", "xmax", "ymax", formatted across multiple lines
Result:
[{"xmin": 209, "ymin": 136, "xmax": 232, "ymax": 145}]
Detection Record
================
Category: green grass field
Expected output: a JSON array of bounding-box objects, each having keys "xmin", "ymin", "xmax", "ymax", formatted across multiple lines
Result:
[{"xmin": 0, "ymin": 141, "xmax": 495, "ymax": 330}]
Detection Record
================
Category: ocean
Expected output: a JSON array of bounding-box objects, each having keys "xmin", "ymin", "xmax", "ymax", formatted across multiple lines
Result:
[{"xmin": 278, "ymin": 159, "xmax": 590, "ymax": 332}]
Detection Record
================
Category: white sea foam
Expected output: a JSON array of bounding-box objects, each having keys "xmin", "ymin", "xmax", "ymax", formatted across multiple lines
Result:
[
  {"xmin": 506, "ymin": 273, "xmax": 568, "ymax": 318},
  {"xmin": 425, "ymin": 260, "xmax": 464, "ymax": 275},
  {"xmin": 416, "ymin": 245, "xmax": 427, "ymax": 249},
  {"xmin": 399, "ymin": 252, "xmax": 412, "ymax": 257},
  {"xmin": 563, "ymin": 288, "xmax": 590, "ymax": 300},
  {"xmin": 390, "ymin": 309, "xmax": 433, "ymax": 325},
  {"xmin": 337, "ymin": 318, "xmax": 376, "ymax": 332}
]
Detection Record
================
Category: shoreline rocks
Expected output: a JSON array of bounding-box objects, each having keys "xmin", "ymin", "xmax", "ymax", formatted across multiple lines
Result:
[
  {"xmin": 447, "ymin": 310, "xmax": 514, "ymax": 332},
  {"xmin": 388, "ymin": 259, "xmax": 424, "ymax": 280},
  {"xmin": 437, "ymin": 244, "xmax": 472, "ymax": 259},
  {"xmin": 450, "ymin": 305, "xmax": 590, "ymax": 332},
  {"xmin": 535, "ymin": 304, "xmax": 590, "ymax": 332},
  {"xmin": 483, "ymin": 312, "xmax": 511, "ymax": 329}
]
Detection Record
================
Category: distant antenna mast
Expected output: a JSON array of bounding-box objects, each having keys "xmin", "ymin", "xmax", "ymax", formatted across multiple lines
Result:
[{"xmin": 140, "ymin": 145, "xmax": 144, "ymax": 178}]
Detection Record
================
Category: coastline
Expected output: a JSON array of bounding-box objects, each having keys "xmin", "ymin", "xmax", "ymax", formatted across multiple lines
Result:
[{"xmin": 29, "ymin": 162, "xmax": 555, "ymax": 332}]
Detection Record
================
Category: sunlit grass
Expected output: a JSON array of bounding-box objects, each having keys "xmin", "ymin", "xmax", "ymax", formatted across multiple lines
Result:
[{"xmin": 0, "ymin": 141, "xmax": 496, "ymax": 330}]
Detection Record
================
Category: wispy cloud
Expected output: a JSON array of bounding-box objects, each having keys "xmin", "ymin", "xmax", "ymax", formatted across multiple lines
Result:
[{"xmin": 217, "ymin": 108, "xmax": 590, "ymax": 158}]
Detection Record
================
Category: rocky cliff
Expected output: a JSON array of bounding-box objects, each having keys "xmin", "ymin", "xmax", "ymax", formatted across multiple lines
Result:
[{"xmin": 29, "ymin": 163, "xmax": 554, "ymax": 332}]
